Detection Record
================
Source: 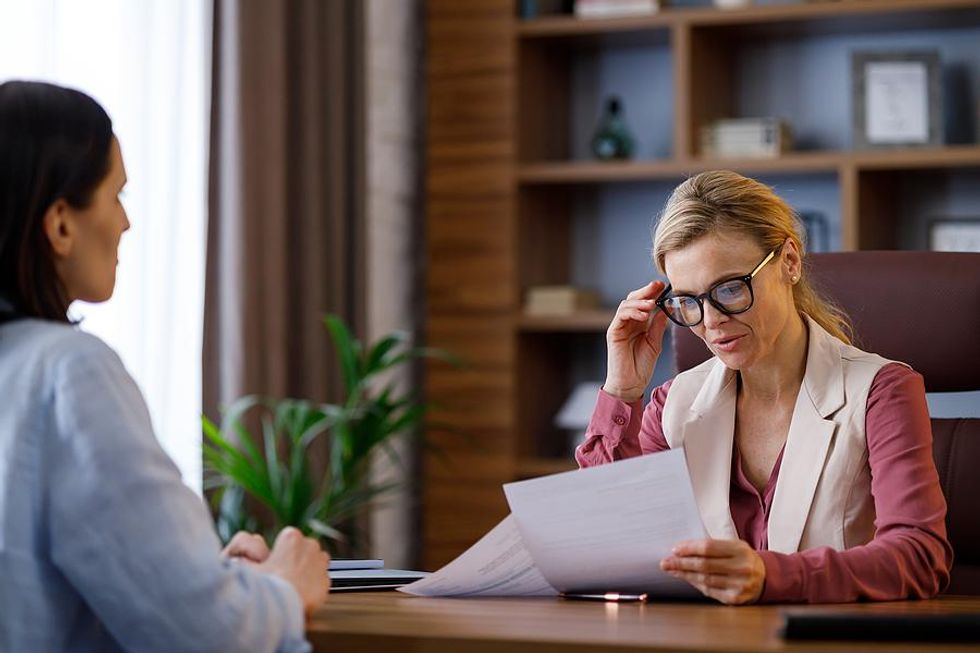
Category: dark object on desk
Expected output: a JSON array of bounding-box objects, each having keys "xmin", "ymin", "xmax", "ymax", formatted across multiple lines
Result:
[
  {"xmin": 781, "ymin": 611, "xmax": 980, "ymax": 642},
  {"xmin": 329, "ymin": 568, "xmax": 429, "ymax": 592},
  {"xmin": 672, "ymin": 251, "xmax": 980, "ymax": 595}
]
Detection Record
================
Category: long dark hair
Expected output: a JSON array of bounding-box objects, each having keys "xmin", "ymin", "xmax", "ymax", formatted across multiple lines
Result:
[{"xmin": 0, "ymin": 80, "xmax": 113, "ymax": 323}]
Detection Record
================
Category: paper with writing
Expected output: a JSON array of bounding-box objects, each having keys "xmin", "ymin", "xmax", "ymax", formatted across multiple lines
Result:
[
  {"xmin": 503, "ymin": 448, "xmax": 706, "ymax": 596},
  {"xmin": 401, "ymin": 449, "xmax": 706, "ymax": 598},
  {"xmin": 399, "ymin": 514, "xmax": 557, "ymax": 597}
]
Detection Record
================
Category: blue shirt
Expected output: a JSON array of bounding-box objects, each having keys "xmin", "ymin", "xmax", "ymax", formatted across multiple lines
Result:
[{"xmin": 0, "ymin": 311, "xmax": 310, "ymax": 652}]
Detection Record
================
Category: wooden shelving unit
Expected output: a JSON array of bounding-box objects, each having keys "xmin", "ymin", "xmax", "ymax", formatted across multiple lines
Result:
[
  {"xmin": 424, "ymin": 0, "xmax": 980, "ymax": 569},
  {"xmin": 517, "ymin": 0, "xmax": 980, "ymax": 37}
]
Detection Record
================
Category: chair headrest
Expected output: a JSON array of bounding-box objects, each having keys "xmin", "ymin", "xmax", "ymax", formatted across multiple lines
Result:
[{"xmin": 672, "ymin": 251, "xmax": 980, "ymax": 393}]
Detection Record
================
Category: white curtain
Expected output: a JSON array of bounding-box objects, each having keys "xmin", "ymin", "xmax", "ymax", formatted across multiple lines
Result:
[{"xmin": 0, "ymin": 0, "xmax": 211, "ymax": 490}]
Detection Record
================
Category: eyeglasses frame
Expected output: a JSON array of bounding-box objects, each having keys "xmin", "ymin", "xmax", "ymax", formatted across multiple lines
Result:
[{"xmin": 654, "ymin": 248, "xmax": 779, "ymax": 328}]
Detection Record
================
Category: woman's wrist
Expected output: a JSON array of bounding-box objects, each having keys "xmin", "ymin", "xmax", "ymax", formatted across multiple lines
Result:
[{"xmin": 602, "ymin": 384, "xmax": 644, "ymax": 403}]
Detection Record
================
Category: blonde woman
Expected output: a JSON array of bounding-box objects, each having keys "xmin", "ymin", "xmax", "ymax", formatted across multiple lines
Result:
[{"xmin": 577, "ymin": 170, "xmax": 951, "ymax": 605}]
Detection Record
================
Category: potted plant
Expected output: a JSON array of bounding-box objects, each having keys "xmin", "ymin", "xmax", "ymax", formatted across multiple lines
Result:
[{"xmin": 203, "ymin": 314, "xmax": 451, "ymax": 554}]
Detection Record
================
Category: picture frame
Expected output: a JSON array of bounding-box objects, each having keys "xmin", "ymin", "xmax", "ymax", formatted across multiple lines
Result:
[
  {"xmin": 929, "ymin": 219, "xmax": 980, "ymax": 253},
  {"xmin": 852, "ymin": 50, "xmax": 942, "ymax": 149}
]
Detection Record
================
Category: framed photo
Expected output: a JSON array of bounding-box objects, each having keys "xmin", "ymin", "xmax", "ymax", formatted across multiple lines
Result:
[
  {"xmin": 929, "ymin": 219, "xmax": 980, "ymax": 253},
  {"xmin": 852, "ymin": 50, "xmax": 942, "ymax": 149}
]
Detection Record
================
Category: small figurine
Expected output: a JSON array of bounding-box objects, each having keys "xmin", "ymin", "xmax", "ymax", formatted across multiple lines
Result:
[{"xmin": 591, "ymin": 96, "xmax": 635, "ymax": 161}]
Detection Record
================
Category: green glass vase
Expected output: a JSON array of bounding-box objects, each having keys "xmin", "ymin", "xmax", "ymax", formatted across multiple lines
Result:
[{"xmin": 591, "ymin": 96, "xmax": 635, "ymax": 161}]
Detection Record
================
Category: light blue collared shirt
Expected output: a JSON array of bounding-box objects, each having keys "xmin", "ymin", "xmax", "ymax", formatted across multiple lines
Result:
[{"xmin": 0, "ymin": 310, "xmax": 310, "ymax": 652}]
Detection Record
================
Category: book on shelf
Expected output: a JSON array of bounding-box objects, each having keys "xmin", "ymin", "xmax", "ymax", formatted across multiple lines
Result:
[
  {"xmin": 525, "ymin": 285, "xmax": 599, "ymax": 316},
  {"xmin": 701, "ymin": 117, "xmax": 793, "ymax": 159},
  {"xmin": 574, "ymin": 0, "xmax": 660, "ymax": 19}
]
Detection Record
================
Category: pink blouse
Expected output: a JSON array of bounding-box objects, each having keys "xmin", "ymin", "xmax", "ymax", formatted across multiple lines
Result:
[{"xmin": 576, "ymin": 363, "xmax": 953, "ymax": 603}]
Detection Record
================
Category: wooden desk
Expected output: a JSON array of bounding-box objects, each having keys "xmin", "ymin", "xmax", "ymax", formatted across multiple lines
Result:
[{"xmin": 307, "ymin": 593, "xmax": 980, "ymax": 652}]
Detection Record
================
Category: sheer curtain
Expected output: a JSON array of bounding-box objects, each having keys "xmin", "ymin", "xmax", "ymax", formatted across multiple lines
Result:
[{"xmin": 0, "ymin": 0, "xmax": 211, "ymax": 490}]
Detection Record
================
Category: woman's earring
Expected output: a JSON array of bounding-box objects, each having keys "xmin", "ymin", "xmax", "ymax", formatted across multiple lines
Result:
[{"xmin": 791, "ymin": 274, "xmax": 799, "ymax": 284}]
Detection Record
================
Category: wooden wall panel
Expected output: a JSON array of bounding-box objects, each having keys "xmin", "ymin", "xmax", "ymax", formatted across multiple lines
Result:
[{"xmin": 424, "ymin": 0, "xmax": 516, "ymax": 569}]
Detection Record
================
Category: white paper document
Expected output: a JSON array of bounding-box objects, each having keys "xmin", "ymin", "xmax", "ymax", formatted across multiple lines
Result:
[
  {"xmin": 400, "ymin": 448, "xmax": 707, "ymax": 598},
  {"xmin": 398, "ymin": 514, "xmax": 558, "ymax": 597}
]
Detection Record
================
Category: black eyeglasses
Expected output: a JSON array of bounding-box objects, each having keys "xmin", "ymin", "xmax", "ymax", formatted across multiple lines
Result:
[{"xmin": 655, "ymin": 249, "xmax": 778, "ymax": 327}]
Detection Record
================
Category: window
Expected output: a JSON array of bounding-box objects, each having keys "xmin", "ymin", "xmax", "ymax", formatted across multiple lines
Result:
[{"xmin": 0, "ymin": 0, "xmax": 211, "ymax": 490}]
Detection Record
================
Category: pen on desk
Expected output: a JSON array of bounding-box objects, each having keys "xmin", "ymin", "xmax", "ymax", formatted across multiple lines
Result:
[{"xmin": 560, "ymin": 592, "xmax": 649, "ymax": 603}]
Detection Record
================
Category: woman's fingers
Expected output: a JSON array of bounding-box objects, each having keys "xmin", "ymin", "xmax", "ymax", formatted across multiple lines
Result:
[
  {"xmin": 667, "ymin": 570, "xmax": 732, "ymax": 590},
  {"xmin": 612, "ymin": 282, "xmax": 667, "ymax": 334},
  {"xmin": 660, "ymin": 554, "xmax": 743, "ymax": 576},
  {"xmin": 222, "ymin": 531, "xmax": 271, "ymax": 563},
  {"xmin": 618, "ymin": 307, "xmax": 652, "ymax": 322},
  {"xmin": 626, "ymin": 280, "xmax": 667, "ymax": 301},
  {"xmin": 670, "ymin": 539, "xmax": 739, "ymax": 558},
  {"xmin": 670, "ymin": 570, "xmax": 758, "ymax": 605},
  {"xmin": 647, "ymin": 304, "xmax": 669, "ymax": 336},
  {"xmin": 661, "ymin": 539, "xmax": 765, "ymax": 605},
  {"xmin": 611, "ymin": 300, "xmax": 657, "ymax": 327},
  {"xmin": 626, "ymin": 281, "xmax": 667, "ymax": 299}
]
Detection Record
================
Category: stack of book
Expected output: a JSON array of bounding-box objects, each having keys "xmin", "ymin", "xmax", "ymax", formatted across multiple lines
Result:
[
  {"xmin": 574, "ymin": 0, "xmax": 661, "ymax": 18},
  {"xmin": 328, "ymin": 559, "xmax": 429, "ymax": 592},
  {"xmin": 525, "ymin": 286, "xmax": 599, "ymax": 316},
  {"xmin": 700, "ymin": 117, "xmax": 793, "ymax": 159}
]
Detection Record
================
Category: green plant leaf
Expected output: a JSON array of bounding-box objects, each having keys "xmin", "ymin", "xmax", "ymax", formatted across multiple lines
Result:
[
  {"xmin": 320, "ymin": 480, "xmax": 401, "ymax": 525},
  {"xmin": 261, "ymin": 412, "xmax": 284, "ymax": 512},
  {"xmin": 362, "ymin": 332, "xmax": 405, "ymax": 378},
  {"xmin": 375, "ymin": 438, "xmax": 409, "ymax": 473},
  {"xmin": 217, "ymin": 396, "xmax": 266, "ymax": 470},
  {"xmin": 202, "ymin": 420, "xmax": 271, "ymax": 501},
  {"xmin": 324, "ymin": 314, "xmax": 362, "ymax": 397},
  {"xmin": 203, "ymin": 314, "xmax": 458, "ymax": 551},
  {"xmin": 308, "ymin": 518, "xmax": 346, "ymax": 543},
  {"xmin": 387, "ymin": 346, "xmax": 461, "ymax": 370}
]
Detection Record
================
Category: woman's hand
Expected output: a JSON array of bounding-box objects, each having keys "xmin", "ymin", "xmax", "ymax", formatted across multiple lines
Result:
[
  {"xmin": 259, "ymin": 527, "xmax": 331, "ymax": 616},
  {"xmin": 221, "ymin": 531, "xmax": 271, "ymax": 565},
  {"xmin": 604, "ymin": 280, "xmax": 670, "ymax": 402},
  {"xmin": 660, "ymin": 539, "xmax": 766, "ymax": 605}
]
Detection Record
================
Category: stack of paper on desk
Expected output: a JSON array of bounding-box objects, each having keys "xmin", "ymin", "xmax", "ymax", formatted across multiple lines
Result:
[
  {"xmin": 401, "ymin": 448, "xmax": 706, "ymax": 598},
  {"xmin": 328, "ymin": 559, "xmax": 429, "ymax": 592}
]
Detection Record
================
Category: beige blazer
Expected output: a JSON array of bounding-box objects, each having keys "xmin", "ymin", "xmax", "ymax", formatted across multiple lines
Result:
[{"xmin": 662, "ymin": 315, "xmax": 902, "ymax": 554}]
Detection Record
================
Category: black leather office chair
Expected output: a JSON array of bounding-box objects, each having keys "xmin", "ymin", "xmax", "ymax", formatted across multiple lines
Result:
[{"xmin": 672, "ymin": 251, "xmax": 980, "ymax": 595}]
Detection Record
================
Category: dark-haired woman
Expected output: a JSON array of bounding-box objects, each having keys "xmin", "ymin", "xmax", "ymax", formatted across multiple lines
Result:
[{"xmin": 0, "ymin": 80, "xmax": 328, "ymax": 652}]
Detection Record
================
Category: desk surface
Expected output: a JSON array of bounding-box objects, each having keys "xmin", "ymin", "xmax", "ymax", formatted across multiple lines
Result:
[{"xmin": 307, "ymin": 593, "xmax": 980, "ymax": 652}]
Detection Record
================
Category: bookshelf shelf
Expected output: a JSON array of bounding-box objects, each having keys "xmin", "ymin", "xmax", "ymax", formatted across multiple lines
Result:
[
  {"xmin": 851, "ymin": 145, "xmax": 980, "ymax": 171},
  {"xmin": 516, "ymin": 310, "xmax": 615, "ymax": 333},
  {"xmin": 517, "ymin": 0, "xmax": 980, "ymax": 39},
  {"xmin": 517, "ymin": 146, "xmax": 980, "ymax": 185}
]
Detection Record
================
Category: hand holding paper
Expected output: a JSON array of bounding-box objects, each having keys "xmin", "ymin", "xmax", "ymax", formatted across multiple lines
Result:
[{"xmin": 401, "ymin": 448, "xmax": 707, "ymax": 598}]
